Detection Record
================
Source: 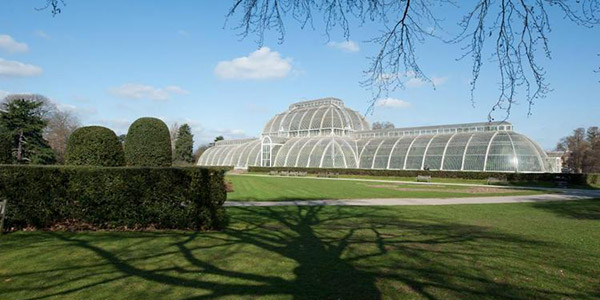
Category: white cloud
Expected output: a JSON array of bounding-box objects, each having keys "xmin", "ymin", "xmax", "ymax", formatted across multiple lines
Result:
[
  {"xmin": 0, "ymin": 35, "xmax": 29, "ymax": 53},
  {"xmin": 327, "ymin": 40, "xmax": 360, "ymax": 53},
  {"xmin": 378, "ymin": 71, "xmax": 448, "ymax": 88},
  {"xmin": 0, "ymin": 58, "xmax": 43, "ymax": 77},
  {"xmin": 95, "ymin": 118, "xmax": 133, "ymax": 135},
  {"xmin": 214, "ymin": 47, "xmax": 292, "ymax": 80},
  {"xmin": 35, "ymin": 30, "xmax": 51, "ymax": 40},
  {"xmin": 56, "ymin": 102, "xmax": 98, "ymax": 116},
  {"xmin": 431, "ymin": 76, "xmax": 448, "ymax": 86},
  {"xmin": 0, "ymin": 90, "xmax": 9, "ymax": 99},
  {"xmin": 177, "ymin": 30, "xmax": 190, "ymax": 36},
  {"xmin": 109, "ymin": 83, "xmax": 188, "ymax": 101},
  {"xmin": 157, "ymin": 117, "xmax": 249, "ymax": 147},
  {"xmin": 165, "ymin": 85, "xmax": 189, "ymax": 95},
  {"xmin": 375, "ymin": 98, "xmax": 411, "ymax": 109},
  {"xmin": 406, "ymin": 76, "xmax": 448, "ymax": 88},
  {"xmin": 197, "ymin": 128, "xmax": 249, "ymax": 145}
]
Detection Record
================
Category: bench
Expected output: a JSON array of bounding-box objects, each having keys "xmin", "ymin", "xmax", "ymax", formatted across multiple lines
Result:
[
  {"xmin": 416, "ymin": 175, "xmax": 431, "ymax": 182},
  {"xmin": 554, "ymin": 176, "xmax": 569, "ymax": 188},
  {"xmin": 316, "ymin": 172, "xmax": 339, "ymax": 178},
  {"xmin": 0, "ymin": 198, "xmax": 6, "ymax": 233},
  {"xmin": 486, "ymin": 177, "xmax": 508, "ymax": 185}
]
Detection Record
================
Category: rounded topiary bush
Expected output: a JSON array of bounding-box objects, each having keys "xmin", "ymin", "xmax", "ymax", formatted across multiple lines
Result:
[
  {"xmin": 124, "ymin": 117, "xmax": 172, "ymax": 167},
  {"xmin": 65, "ymin": 126, "xmax": 125, "ymax": 166}
]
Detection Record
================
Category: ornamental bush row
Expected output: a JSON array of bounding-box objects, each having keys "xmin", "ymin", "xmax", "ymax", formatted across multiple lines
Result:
[
  {"xmin": 65, "ymin": 126, "xmax": 125, "ymax": 166},
  {"xmin": 124, "ymin": 117, "xmax": 172, "ymax": 167},
  {"xmin": 248, "ymin": 166, "xmax": 596, "ymax": 186},
  {"xmin": 0, "ymin": 165, "xmax": 228, "ymax": 231},
  {"xmin": 65, "ymin": 117, "xmax": 173, "ymax": 167}
]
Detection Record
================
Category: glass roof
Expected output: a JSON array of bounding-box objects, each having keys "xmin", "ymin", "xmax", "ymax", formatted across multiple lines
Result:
[
  {"xmin": 199, "ymin": 98, "xmax": 551, "ymax": 173},
  {"xmin": 262, "ymin": 97, "xmax": 370, "ymax": 137}
]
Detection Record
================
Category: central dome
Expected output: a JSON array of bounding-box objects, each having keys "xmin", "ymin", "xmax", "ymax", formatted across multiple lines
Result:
[{"xmin": 262, "ymin": 97, "xmax": 370, "ymax": 137}]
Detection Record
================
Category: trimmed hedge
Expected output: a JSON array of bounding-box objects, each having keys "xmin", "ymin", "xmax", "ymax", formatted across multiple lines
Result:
[
  {"xmin": 124, "ymin": 117, "xmax": 172, "ymax": 167},
  {"xmin": 65, "ymin": 126, "xmax": 125, "ymax": 167},
  {"xmin": 0, "ymin": 165, "xmax": 228, "ymax": 231},
  {"xmin": 248, "ymin": 166, "xmax": 594, "ymax": 186}
]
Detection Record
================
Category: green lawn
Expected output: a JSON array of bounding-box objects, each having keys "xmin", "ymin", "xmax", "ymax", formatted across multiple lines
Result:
[
  {"xmin": 227, "ymin": 174, "xmax": 544, "ymax": 201},
  {"xmin": 1, "ymin": 200, "xmax": 599, "ymax": 299},
  {"xmin": 248, "ymin": 172, "xmax": 600, "ymax": 189},
  {"xmin": 247, "ymin": 172, "xmax": 489, "ymax": 185}
]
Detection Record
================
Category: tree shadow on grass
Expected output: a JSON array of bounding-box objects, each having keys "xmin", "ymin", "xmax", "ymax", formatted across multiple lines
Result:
[
  {"xmin": 531, "ymin": 199, "xmax": 600, "ymax": 220},
  {"xmin": 2, "ymin": 206, "xmax": 597, "ymax": 300}
]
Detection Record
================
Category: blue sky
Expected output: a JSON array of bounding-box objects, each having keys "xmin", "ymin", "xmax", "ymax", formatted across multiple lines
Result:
[{"xmin": 0, "ymin": 1, "xmax": 598, "ymax": 149}]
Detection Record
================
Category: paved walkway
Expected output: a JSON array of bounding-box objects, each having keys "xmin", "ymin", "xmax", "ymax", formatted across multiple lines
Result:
[{"xmin": 225, "ymin": 192, "xmax": 598, "ymax": 207}]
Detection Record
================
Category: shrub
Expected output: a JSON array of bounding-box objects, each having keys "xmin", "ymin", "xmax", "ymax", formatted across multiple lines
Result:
[
  {"xmin": 248, "ymin": 166, "xmax": 592, "ymax": 186},
  {"xmin": 124, "ymin": 117, "xmax": 172, "ymax": 167},
  {"xmin": 0, "ymin": 165, "xmax": 228, "ymax": 231},
  {"xmin": 65, "ymin": 126, "xmax": 125, "ymax": 166}
]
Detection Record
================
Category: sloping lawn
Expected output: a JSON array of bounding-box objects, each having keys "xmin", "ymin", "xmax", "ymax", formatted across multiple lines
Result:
[
  {"xmin": 227, "ymin": 174, "xmax": 544, "ymax": 201},
  {"xmin": 1, "ymin": 200, "xmax": 599, "ymax": 299}
]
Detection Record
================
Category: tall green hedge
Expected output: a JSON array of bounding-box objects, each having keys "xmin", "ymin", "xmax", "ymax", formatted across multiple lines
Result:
[
  {"xmin": 65, "ymin": 126, "xmax": 125, "ymax": 166},
  {"xmin": 0, "ymin": 165, "xmax": 228, "ymax": 231},
  {"xmin": 124, "ymin": 117, "xmax": 172, "ymax": 167}
]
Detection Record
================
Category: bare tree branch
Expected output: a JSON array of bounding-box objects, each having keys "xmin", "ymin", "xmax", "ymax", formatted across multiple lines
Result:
[
  {"xmin": 226, "ymin": 0, "xmax": 599, "ymax": 119},
  {"xmin": 36, "ymin": 0, "xmax": 66, "ymax": 16},
  {"xmin": 36, "ymin": 1, "xmax": 600, "ymax": 119}
]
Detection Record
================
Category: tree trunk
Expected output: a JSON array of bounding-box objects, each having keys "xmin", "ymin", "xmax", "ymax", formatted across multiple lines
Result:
[{"xmin": 16, "ymin": 130, "xmax": 24, "ymax": 163}]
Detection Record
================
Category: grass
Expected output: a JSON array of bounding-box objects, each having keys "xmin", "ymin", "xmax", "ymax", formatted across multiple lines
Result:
[
  {"xmin": 1, "ymin": 200, "xmax": 599, "ymax": 299},
  {"xmin": 248, "ymin": 172, "xmax": 600, "ymax": 190},
  {"xmin": 227, "ymin": 174, "xmax": 544, "ymax": 201}
]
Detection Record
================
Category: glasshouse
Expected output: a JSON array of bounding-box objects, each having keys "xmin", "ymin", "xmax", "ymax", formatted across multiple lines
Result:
[{"xmin": 197, "ymin": 97, "xmax": 558, "ymax": 173}]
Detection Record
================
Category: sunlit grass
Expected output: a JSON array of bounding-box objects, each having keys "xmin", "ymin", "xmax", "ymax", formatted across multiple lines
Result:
[{"xmin": 227, "ymin": 174, "xmax": 544, "ymax": 201}]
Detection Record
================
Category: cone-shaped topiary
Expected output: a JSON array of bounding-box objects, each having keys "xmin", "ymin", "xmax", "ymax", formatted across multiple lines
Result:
[
  {"xmin": 124, "ymin": 117, "xmax": 172, "ymax": 166},
  {"xmin": 65, "ymin": 126, "xmax": 125, "ymax": 166}
]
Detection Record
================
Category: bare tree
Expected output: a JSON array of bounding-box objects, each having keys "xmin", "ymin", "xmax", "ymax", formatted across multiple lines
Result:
[
  {"xmin": 38, "ymin": 1, "xmax": 600, "ymax": 119},
  {"xmin": 372, "ymin": 121, "xmax": 395, "ymax": 130},
  {"xmin": 225, "ymin": 0, "xmax": 599, "ymax": 119},
  {"xmin": 169, "ymin": 122, "xmax": 179, "ymax": 151},
  {"xmin": 193, "ymin": 144, "xmax": 210, "ymax": 163},
  {"xmin": 556, "ymin": 126, "xmax": 600, "ymax": 173},
  {"xmin": 45, "ymin": 109, "xmax": 80, "ymax": 164}
]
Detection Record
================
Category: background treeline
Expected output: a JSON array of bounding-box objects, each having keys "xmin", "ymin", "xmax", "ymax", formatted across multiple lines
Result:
[
  {"xmin": 557, "ymin": 127, "xmax": 600, "ymax": 173},
  {"xmin": 0, "ymin": 94, "xmax": 199, "ymax": 166},
  {"xmin": 0, "ymin": 94, "xmax": 229, "ymax": 232}
]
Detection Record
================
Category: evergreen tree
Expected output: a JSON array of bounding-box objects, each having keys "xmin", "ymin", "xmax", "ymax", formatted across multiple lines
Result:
[
  {"xmin": 0, "ymin": 95, "xmax": 56, "ymax": 164},
  {"xmin": 0, "ymin": 125, "xmax": 12, "ymax": 164},
  {"xmin": 174, "ymin": 123, "xmax": 194, "ymax": 164}
]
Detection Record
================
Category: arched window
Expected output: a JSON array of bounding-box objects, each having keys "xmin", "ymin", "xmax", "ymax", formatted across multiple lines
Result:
[{"xmin": 261, "ymin": 136, "xmax": 272, "ymax": 167}]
